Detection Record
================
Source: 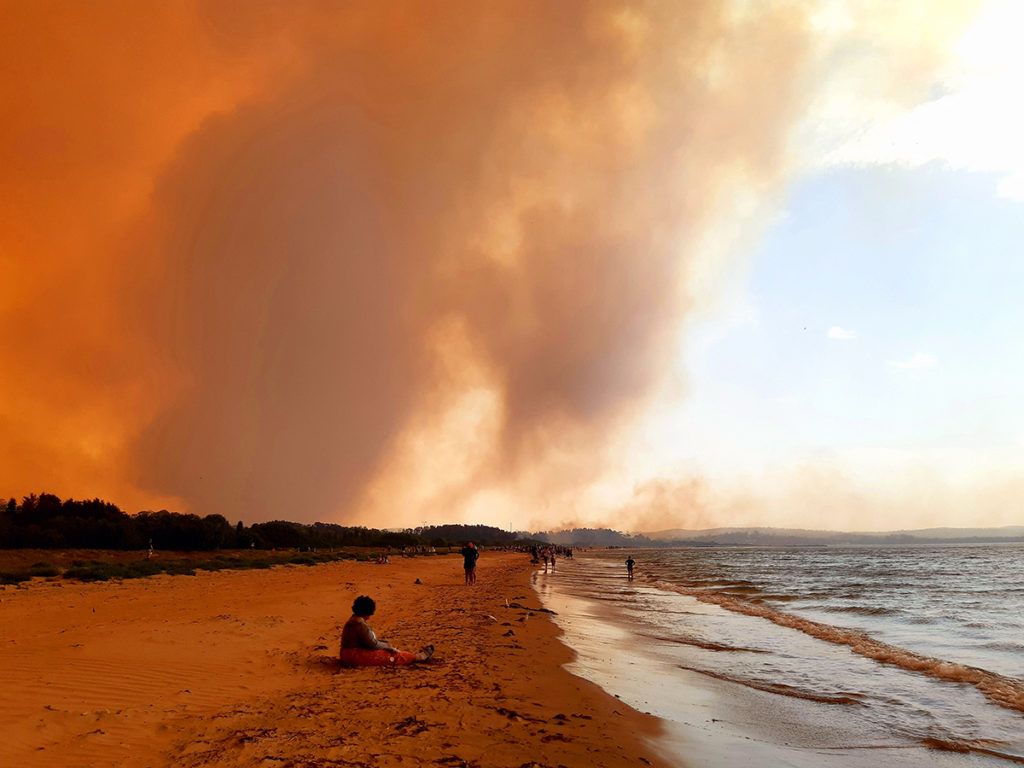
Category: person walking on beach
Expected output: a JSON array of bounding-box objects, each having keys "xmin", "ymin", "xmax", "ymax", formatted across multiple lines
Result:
[
  {"xmin": 626, "ymin": 556, "xmax": 635, "ymax": 579},
  {"xmin": 339, "ymin": 596, "xmax": 434, "ymax": 666},
  {"xmin": 460, "ymin": 541, "xmax": 479, "ymax": 585}
]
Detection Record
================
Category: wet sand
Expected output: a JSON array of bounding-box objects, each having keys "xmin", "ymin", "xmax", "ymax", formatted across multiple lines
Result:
[{"xmin": 0, "ymin": 552, "xmax": 671, "ymax": 767}]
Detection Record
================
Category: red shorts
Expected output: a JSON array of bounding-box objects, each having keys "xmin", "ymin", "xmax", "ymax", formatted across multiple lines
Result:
[{"xmin": 339, "ymin": 648, "xmax": 417, "ymax": 666}]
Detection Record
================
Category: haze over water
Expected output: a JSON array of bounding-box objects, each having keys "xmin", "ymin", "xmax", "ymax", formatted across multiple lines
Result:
[{"xmin": 537, "ymin": 543, "xmax": 1024, "ymax": 767}]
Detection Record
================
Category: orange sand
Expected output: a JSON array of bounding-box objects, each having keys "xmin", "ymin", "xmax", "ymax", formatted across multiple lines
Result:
[{"xmin": 0, "ymin": 552, "xmax": 673, "ymax": 767}]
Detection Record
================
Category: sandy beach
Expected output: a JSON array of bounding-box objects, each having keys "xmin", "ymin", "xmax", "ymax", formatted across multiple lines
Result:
[{"xmin": 0, "ymin": 552, "xmax": 670, "ymax": 768}]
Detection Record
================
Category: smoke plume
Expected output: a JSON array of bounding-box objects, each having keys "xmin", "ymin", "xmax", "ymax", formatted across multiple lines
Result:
[{"xmin": 0, "ymin": 1, "xmax": 982, "ymax": 526}]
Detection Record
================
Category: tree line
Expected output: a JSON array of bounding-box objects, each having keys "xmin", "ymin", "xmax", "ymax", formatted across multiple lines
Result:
[{"xmin": 0, "ymin": 494, "xmax": 529, "ymax": 551}]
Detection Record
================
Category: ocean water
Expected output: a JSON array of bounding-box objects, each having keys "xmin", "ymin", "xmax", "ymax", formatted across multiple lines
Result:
[{"xmin": 534, "ymin": 544, "xmax": 1024, "ymax": 767}]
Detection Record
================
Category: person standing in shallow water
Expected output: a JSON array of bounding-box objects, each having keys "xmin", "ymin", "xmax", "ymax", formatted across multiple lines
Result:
[
  {"xmin": 460, "ymin": 541, "xmax": 479, "ymax": 585},
  {"xmin": 626, "ymin": 556, "xmax": 635, "ymax": 579}
]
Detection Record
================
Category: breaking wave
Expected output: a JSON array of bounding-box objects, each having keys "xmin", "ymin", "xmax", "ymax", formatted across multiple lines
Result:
[
  {"xmin": 644, "ymin": 575, "xmax": 1024, "ymax": 716},
  {"xmin": 678, "ymin": 665, "xmax": 866, "ymax": 705}
]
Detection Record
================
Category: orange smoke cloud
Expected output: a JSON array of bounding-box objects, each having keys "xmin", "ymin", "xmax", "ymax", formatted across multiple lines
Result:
[
  {"xmin": 1, "ymin": 2, "xmax": 972, "ymax": 526},
  {"xmin": 0, "ymin": 1, "xmax": 815, "ymax": 522},
  {"xmin": 0, "ymin": 0, "xmax": 307, "ymax": 510}
]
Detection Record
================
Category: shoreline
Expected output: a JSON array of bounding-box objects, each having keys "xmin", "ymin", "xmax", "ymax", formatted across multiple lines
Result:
[
  {"xmin": 0, "ymin": 551, "xmax": 673, "ymax": 767},
  {"xmin": 536, "ymin": 551, "xmax": 1019, "ymax": 768}
]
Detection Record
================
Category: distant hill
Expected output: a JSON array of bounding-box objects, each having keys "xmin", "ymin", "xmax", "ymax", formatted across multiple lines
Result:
[
  {"xmin": 537, "ymin": 528, "xmax": 654, "ymax": 547},
  {"xmin": 536, "ymin": 525, "xmax": 1024, "ymax": 547}
]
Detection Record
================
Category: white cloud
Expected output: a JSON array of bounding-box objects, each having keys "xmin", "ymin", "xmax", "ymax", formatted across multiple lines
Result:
[
  {"xmin": 796, "ymin": 0, "xmax": 1024, "ymax": 201},
  {"xmin": 828, "ymin": 326, "xmax": 857, "ymax": 339},
  {"xmin": 890, "ymin": 352, "xmax": 937, "ymax": 369}
]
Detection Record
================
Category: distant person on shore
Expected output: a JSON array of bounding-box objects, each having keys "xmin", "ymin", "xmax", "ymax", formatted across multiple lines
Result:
[
  {"xmin": 460, "ymin": 541, "xmax": 479, "ymax": 585},
  {"xmin": 626, "ymin": 556, "xmax": 635, "ymax": 579},
  {"xmin": 339, "ymin": 596, "xmax": 434, "ymax": 666}
]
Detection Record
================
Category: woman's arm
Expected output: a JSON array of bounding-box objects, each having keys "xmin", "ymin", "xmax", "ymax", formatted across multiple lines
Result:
[{"xmin": 357, "ymin": 621, "xmax": 394, "ymax": 651}]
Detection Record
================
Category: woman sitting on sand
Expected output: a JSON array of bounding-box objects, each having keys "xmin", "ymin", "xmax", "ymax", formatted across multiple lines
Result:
[{"xmin": 339, "ymin": 596, "xmax": 434, "ymax": 667}]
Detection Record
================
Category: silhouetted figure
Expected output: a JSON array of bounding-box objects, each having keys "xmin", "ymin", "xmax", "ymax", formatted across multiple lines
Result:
[
  {"xmin": 626, "ymin": 556, "xmax": 635, "ymax": 579},
  {"xmin": 460, "ymin": 542, "xmax": 479, "ymax": 585}
]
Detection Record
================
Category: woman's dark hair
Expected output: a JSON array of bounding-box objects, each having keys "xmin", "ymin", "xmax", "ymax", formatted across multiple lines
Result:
[{"xmin": 352, "ymin": 595, "xmax": 376, "ymax": 616}]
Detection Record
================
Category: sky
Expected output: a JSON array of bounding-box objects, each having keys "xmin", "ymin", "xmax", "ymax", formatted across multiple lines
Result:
[{"xmin": 1, "ymin": 0, "xmax": 1021, "ymax": 532}]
